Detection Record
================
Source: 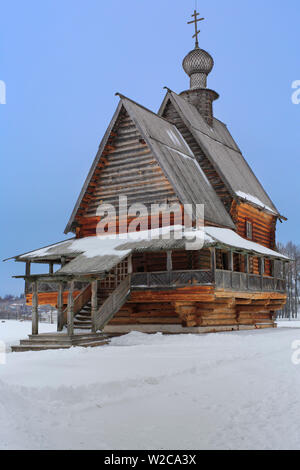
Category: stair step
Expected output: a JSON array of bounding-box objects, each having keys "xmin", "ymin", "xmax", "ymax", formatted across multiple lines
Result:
[
  {"xmin": 12, "ymin": 344, "xmax": 72, "ymax": 352},
  {"xmin": 12, "ymin": 340, "xmax": 109, "ymax": 352},
  {"xmin": 75, "ymin": 315, "xmax": 91, "ymax": 321},
  {"xmin": 73, "ymin": 324, "xmax": 92, "ymax": 330},
  {"xmin": 28, "ymin": 333, "xmax": 107, "ymax": 342},
  {"xmin": 13, "ymin": 332, "xmax": 111, "ymax": 351}
]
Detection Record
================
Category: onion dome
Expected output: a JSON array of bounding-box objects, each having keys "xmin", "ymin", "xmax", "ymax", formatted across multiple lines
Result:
[{"xmin": 182, "ymin": 46, "xmax": 214, "ymax": 89}]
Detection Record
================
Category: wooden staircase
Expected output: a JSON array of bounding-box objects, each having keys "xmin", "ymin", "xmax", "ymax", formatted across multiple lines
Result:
[
  {"xmin": 73, "ymin": 288, "xmax": 115, "ymax": 330},
  {"xmin": 12, "ymin": 260, "xmax": 132, "ymax": 352}
]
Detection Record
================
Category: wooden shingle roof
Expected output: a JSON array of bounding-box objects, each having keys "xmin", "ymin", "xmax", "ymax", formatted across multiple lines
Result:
[
  {"xmin": 65, "ymin": 94, "xmax": 235, "ymax": 233},
  {"xmin": 159, "ymin": 90, "xmax": 283, "ymax": 218}
]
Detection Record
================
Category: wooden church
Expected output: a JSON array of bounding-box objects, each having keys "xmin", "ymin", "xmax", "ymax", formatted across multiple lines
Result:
[{"xmin": 7, "ymin": 11, "xmax": 289, "ymax": 351}]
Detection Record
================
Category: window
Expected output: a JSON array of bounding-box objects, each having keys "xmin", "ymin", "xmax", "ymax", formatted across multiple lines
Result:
[{"xmin": 246, "ymin": 220, "xmax": 253, "ymax": 240}]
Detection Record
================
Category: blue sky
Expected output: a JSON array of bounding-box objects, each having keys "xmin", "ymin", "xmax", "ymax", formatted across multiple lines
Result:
[{"xmin": 1, "ymin": 0, "xmax": 299, "ymax": 296}]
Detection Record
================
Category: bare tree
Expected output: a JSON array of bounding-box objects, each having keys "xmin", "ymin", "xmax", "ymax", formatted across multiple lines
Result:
[{"xmin": 277, "ymin": 242, "xmax": 300, "ymax": 319}]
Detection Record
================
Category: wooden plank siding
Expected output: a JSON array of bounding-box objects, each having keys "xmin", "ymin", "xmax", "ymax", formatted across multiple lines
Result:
[{"xmin": 75, "ymin": 108, "xmax": 181, "ymax": 237}]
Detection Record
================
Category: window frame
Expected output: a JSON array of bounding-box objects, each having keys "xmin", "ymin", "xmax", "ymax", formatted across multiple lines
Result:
[{"xmin": 245, "ymin": 220, "xmax": 253, "ymax": 240}]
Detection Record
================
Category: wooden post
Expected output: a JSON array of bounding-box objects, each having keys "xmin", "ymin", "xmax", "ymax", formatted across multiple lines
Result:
[
  {"xmin": 67, "ymin": 280, "xmax": 75, "ymax": 336},
  {"xmin": 26, "ymin": 261, "xmax": 31, "ymax": 277},
  {"xmin": 211, "ymin": 248, "xmax": 216, "ymax": 283},
  {"xmin": 49, "ymin": 262, "xmax": 54, "ymax": 275},
  {"xmin": 167, "ymin": 251, "xmax": 172, "ymax": 284},
  {"xmin": 245, "ymin": 255, "xmax": 249, "ymax": 274},
  {"xmin": 260, "ymin": 258, "xmax": 265, "ymax": 275},
  {"xmin": 128, "ymin": 254, "xmax": 133, "ymax": 274},
  {"xmin": 167, "ymin": 251, "xmax": 172, "ymax": 271},
  {"xmin": 260, "ymin": 258, "xmax": 264, "ymax": 291},
  {"xmin": 32, "ymin": 281, "xmax": 39, "ymax": 335},
  {"xmin": 228, "ymin": 251, "xmax": 233, "ymax": 271},
  {"xmin": 57, "ymin": 283, "xmax": 64, "ymax": 332},
  {"xmin": 245, "ymin": 254, "xmax": 249, "ymax": 290},
  {"xmin": 270, "ymin": 259, "xmax": 274, "ymax": 278},
  {"xmin": 91, "ymin": 280, "xmax": 98, "ymax": 333}
]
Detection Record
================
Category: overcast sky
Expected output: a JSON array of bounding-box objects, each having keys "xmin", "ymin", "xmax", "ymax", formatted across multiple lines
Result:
[{"xmin": 1, "ymin": 0, "xmax": 299, "ymax": 295}]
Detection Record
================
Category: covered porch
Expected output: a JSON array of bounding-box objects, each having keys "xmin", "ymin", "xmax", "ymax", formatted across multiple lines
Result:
[{"xmin": 6, "ymin": 226, "xmax": 289, "ymax": 349}]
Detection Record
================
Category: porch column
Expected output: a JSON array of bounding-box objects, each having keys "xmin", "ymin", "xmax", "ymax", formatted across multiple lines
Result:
[
  {"xmin": 26, "ymin": 261, "xmax": 31, "ymax": 277},
  {"xmin": 67, "ymin": 280, "xmax": 75, "ymax": 336},
  {"xmin": 32, "ymin": 280, "xmax": 39, "ymax": 335},
  {"xmin": 228, "ymin": 251, "xmax": 234, "ymax": 271},
  {"xmin": 49, "ymin": 262, "xmax": 54, "ymax": 275},
  {"xmin": 128, "ymin": 254, "xmax": 133, "ymax": 274},
  {"xmin": 167, "ymin": 251, "xmax": 172, "ymax": 284},
  {"xmin": 57, "ymin": 283, "xmax": 64, "ymax": 332},
  {"xmin": 259, "ymin": 257, "xmax": 265, "ymax": 291},
  {"xmin": 167, "ymin": 251, "xmax": 172, "ymax": 271},
  {"xmin": 270, "ymin": 259, "xmax": 274, "ymax": 278},
  {"xmin": 245, "ymin": 255, "xmax": 249, "ymax": 290},
  {"xmin": 211, "ymin": 248, "xmax": 216, "ymax": 282},
  {"xmin": 245, "ymin": 255, "xmax": 249, "ymax": 273},
  {"xmin": 91, "ymin": 280, "xmax": 98, "ymax": 333}
]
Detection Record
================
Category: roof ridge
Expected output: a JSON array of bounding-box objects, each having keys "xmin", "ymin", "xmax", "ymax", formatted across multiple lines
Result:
[{"xmin": 115, "ymin": 92, "xmax": 175, "ymax": 126}]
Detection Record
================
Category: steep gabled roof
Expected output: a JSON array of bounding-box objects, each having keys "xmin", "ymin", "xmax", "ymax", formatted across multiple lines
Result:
[
  {"xmin": 65, "ymin": 94, "xmax": 235, "ymax": 233},
  {"xmin": 159, "ymin": 90, "xmax": 283, "ymax": 218}
]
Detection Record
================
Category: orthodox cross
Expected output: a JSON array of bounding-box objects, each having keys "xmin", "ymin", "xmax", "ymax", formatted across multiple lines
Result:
[{"xmin": 187, "ymin": 10, "xmax": 205, "ymax": 48}]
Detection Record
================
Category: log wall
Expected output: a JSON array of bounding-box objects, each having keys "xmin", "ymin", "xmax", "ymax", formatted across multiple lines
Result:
[
  {"xmin": 75, "ymin": 107, "xmax": 181, "ymax": 237},
  {"xmin": 26, "ymin": 291, "xmax": 80, "ymax": 307},
  {"xmin": 230, "ymin": 201, "xmax": 276, "ymax": 276},
  {"xmin": 107, "ymin": 286, "xmax": 286, "ymax": 330}
]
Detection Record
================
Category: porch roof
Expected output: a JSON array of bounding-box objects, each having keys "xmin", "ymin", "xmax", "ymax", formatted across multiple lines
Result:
[{"xmin": 5, "ymin": 226, "xmax": 289, "ymax": 277}]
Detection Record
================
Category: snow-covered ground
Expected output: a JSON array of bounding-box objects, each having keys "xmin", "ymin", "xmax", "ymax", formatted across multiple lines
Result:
[
  {"xmin": 1, "ymin": 320, "xmax": 300, "ymax": 450},
  {"xmin": 0, "ymin": 320, "xmax": 56, "ymax": 351}
]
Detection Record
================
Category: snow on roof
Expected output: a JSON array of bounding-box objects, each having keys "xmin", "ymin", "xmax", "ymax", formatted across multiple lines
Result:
[
  {"xmin": 9, "ymin": 225, "xmax": 288, "ymax": 276},
  {"xmin": 205, "ymin": 227, "xmax": 289, "ymax": 260},
  {"xmin": 236, "ymin": 191, "xmax": 277, "ymax": 215}
]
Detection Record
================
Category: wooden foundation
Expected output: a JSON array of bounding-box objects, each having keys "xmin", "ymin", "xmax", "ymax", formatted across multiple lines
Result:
[{"xmin": 104, "ymin": 286, "xmax": 286, "ymax": 334}]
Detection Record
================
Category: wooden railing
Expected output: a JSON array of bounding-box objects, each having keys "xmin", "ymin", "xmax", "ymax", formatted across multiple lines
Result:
[
  {"xmin": 94, "ymin": 275, "xmax": 131, "ymax": 331},
  {"xmin": 215, "ymin": 270, "xmax": 286, "ymax": 293},
  {"xmin": 62, "ymin": 283, "xmax": 92, "ymax": 325},
  {"xmin": 131, "ymin": 270, "xmax": 214, "ymax": 289},
  {"xmin": 131, "ymin": 270, "xmax": 286, "ymax": 293}
]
